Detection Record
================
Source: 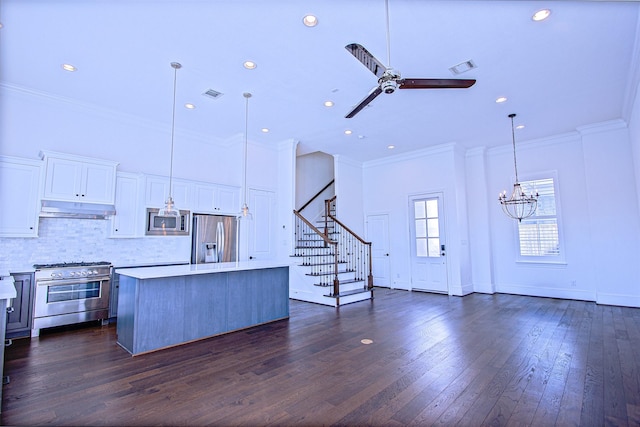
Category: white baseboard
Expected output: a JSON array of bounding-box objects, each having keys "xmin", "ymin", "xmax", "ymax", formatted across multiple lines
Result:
[
  {"xmin": 596, "ymin": 292, "xmax": 640, "ymax": 308},
  {"xmin": 497, "ymin": 283, "xmax": 596, "ymax": 302}
]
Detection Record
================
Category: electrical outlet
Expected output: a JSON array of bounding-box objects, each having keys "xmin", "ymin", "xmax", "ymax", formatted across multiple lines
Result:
[{"xmin": 571, "ymin": 280, "xmax": 577, "ymax": 287}]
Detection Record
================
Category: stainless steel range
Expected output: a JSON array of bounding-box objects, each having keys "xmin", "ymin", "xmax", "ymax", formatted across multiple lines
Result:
[{"xmin": 32, "ymin": 262, "xmax": 112, "ymax": 337}]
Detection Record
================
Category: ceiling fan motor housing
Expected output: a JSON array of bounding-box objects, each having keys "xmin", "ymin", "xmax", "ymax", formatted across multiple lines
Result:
[{"xmin": 379, "ymin": 69, "xmax": 400, "ymax": 94}]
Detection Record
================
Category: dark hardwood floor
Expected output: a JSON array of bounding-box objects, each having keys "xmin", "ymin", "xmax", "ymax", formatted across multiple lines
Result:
[{"xmin": 2, "ymin": 288, "xmax": 639, "ymax": 426}]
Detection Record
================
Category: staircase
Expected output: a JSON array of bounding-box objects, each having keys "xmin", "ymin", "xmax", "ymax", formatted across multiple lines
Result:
[{"xmin": 290, "ymin": 195, "xmax": 374, "ymax": 307}]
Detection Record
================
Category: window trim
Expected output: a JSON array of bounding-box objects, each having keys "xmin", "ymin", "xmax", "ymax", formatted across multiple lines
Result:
[{"xmin": 514, "ymin": 171, "xmax": 566, "ymax": 264}]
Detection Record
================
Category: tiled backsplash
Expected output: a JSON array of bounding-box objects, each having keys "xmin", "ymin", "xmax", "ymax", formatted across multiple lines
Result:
[{"xmin": 0, "ymin": 218, "xmax": 191, "ymax": 272}]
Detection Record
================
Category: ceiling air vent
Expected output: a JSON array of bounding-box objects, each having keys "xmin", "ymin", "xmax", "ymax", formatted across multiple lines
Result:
[
  {"xmin": 449, "ymin": 60, "xmax": 476, "ymax": 75},
  {"xmin": 203, "ymin": 89, "xmax": 224, "ymax": 99}
]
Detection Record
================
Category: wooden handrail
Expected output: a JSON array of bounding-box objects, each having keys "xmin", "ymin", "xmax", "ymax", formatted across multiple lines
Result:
[
  {"xmin": 327, "ymin": 213, "xmax": 371, "ymax": 246},
  {"xmin": 298, "ymin": 180, "xmax": 335, "ymax": 213},
  {"xmin": 293, "ymin": 210, "xmax": 334, "ymax": 245}
]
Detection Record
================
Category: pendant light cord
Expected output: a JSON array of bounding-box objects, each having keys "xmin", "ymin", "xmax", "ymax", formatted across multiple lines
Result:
[
  {"xmin": 243, "ymin": 93, "xmax": 252, "ymax": 207},
  {"xmin": 169, "ymin": 62, "xmax": 181, "ymax": 198},
  {"xmin": 509, "ymin": 113, "xmax": 519, "ymax": 183}
]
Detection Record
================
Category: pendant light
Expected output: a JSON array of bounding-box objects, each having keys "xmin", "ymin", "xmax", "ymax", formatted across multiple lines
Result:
[
  {"xmin": 499, "ymin": 113, "xmax": 538, "ymax": 221},
  {"xmin": 237, "ymin": 92, "xmax": 253, "ymax": 220},
  {"xmin": 158, "ymin": 61, "xmax": 182, "ymax": 217}
]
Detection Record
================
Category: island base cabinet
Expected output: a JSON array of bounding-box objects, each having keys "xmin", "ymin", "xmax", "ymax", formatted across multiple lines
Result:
[{"xmin": 116, "ymin": 267, "xmax": 289, "ymax": 355}]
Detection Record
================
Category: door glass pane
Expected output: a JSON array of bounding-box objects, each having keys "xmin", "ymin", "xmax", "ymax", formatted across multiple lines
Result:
[
  {"xmin": 428, "ymin": 238, "xmax": 440, "ymax": 257},
  {"xmin": 415, "ymin": 219, "xmax": 427, "ymax": 238},
  {"xmin": 427, "ymin": 218, "xmax": 439, "ymax": 237},
  {"xmin": 426, "ymin": 199, "xmax": 438, "ymax": 218},
  {"xmin": 416, "ymin": 238, "xmax": 428, "ymax": 257},
  {"xmin": 414, "ymin": 201, "xmax": 426, "ymax": 219}
]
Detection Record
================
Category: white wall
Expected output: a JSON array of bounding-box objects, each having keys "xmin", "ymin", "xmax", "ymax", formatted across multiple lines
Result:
[
  {"xmin": 334, "ymin": 155, "xmax": 365, "ymax": 236},
  {"xmin": 295, "ymin": 151, "xmax": 335, "ymax": 219},
  {"xmin": 363, "ymin": 144, "xmax": 469, "ymax": 294},
  {"xmin": 1, "ymin": 85, "xmax": 241, "ymax": 184}
]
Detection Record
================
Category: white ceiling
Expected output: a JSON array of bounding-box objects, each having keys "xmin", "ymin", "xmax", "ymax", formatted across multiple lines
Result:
[{"xmin": 2, "ymin": 0, "xmax": 639, "ymax": 162}]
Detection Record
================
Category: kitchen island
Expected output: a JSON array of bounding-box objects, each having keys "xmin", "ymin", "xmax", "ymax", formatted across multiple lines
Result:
[{"xmin": 115, "ymin": 261, "xmax": 289, "ymax": 355}]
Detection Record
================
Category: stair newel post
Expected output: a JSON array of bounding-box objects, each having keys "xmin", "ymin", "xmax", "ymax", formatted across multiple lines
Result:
[
  {"xmin": 367, "ymin": 242, "xmax": 373, "ymax": 290},
  {"xmin": 323, "ymin": 198, "xmax": 330, "ymax": 238},
  {"xmin": 333, "ymin": 241, "xmax": 340, "ymax": 297}
]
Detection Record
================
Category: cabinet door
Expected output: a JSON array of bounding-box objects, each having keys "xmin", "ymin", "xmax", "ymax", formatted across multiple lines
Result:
[
  {"xmin": 43, "ymin": 157, "xmax": 83, "ymax": 201},
  {"xmin": 193, "ymin": 183, "xmax": 217, "ymax": 213},
  {"xmin": 111, "ymin": 173, "xmax": 140, "ymax": 237},
  {"xmin": 81, "ymin": 162, "xmax": 116, "ymax": 203},
  {"xmin": 0, "ymin": 158, "xmax": 40, "ymax": 237},
  {"xmin": 7, "ymin": 273, "xmax": 33, "ymax": 334},
  {"xmin": 216, "ymin": 185, "xmax": 240, "ymax": 214}
]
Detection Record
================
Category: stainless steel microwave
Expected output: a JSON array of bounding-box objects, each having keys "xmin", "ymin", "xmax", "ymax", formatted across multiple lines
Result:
[{"xmin": 145, "ymin": 208, "xmax": 190, "ymax": 236}]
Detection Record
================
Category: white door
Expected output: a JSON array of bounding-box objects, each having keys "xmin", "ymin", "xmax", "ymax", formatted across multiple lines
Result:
[
  {"xmin": 366, "ymin": 214, "xmax": 391, "ymax": 287},
  {"xmin": 248, "ymin": 189, "xmax": 276, "ymax": 260},
  {"xmin": 409, "ymin": 193, "xmax": 448, "ymax": 293}
]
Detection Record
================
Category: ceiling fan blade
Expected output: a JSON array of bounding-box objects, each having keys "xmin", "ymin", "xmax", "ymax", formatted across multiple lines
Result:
[
  {"xmin": 345, "ymin": 43, "xmax": 387, "ymax": 79},
  {"xmin": 399, "ymin": 78, "xmax": 476, "ymax": 89},
  {"xmin": 345, "ymin": 86, "xmax": 383, "ymax": 118}
]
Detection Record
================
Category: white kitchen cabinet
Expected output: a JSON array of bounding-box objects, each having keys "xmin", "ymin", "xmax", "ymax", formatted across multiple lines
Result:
[
  {"xmin": 0, "ymin": 156, "xmax": 41, "ymax": 237},
  {"xmin": 40, "ymin": 151, "xmax": 118, "ymax": 204},
  {"xmin": 193, "ymin": 183, "xmax": 240, "ymax": 214},
  {"xmin": 144, "ymin": 175, "xmax": 191, "ymax": 209},
  {"xmin": 111, "ymin": 172, "xmax": 142, "ymax": 238}
]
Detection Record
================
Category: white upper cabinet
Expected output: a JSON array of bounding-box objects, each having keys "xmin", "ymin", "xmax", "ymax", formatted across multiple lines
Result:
[
  {"xmin": 193, "ymin": 183, "xmax": 240, "ymax": 214},
  {"xmin": 144, "ymin": 174, "xmax": 239, "ymax": 215},
  {"xmin": 0, "ymin": 156, "xmax": 41, "ymax": 237},
  {"xmin": 144, "ymin": 175, "xmax": 191, "ymax": 209},
  {"xmin": 40, "ymin": 151, "xmax": 118, "ymax": 204},
  {"xmin": 111, "ymin": 172, "xmax": 142, "ymax": 238}
]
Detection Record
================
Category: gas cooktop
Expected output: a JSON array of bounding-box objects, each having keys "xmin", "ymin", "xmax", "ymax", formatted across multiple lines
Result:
[{"xmin": 33, "ymin": 261, "xmax": 112, "ymax": 269}]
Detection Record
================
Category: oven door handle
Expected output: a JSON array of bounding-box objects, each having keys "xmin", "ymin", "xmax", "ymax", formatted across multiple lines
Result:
[{"xmin": 36, "ymin": 277, "xmax": 110, "ymax": 286}]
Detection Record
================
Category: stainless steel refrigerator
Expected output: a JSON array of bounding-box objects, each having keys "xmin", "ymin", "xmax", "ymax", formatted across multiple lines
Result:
[{"xmin": 191, "ymin": 214, "xmax": 238, "ymax": 264}]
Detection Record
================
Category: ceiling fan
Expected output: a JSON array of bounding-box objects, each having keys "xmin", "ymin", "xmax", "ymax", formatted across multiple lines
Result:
[{"xmin": 344, "ymin": 0, "xmax": 476, "ymax": 119}]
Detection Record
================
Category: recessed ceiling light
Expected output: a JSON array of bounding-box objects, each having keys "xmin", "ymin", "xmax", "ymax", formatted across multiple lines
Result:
[
  {"xmin": 387, "ymin": 145, "xmax": 395, "ymax": 149},
  {"xmin": 184, "ymin": 103, "xmax": 195, "ymax": 109},
  {"xmin": 358, "ymin": 135, "xmax": 365, "ymax": 139},
  {"xmin": 302, "ymin": 14, "xmax": 318, "ymax": 27},
  {"xmin": 532, "ymin": 9, "xmax": 551, "ymax": 22},
  {"xmin": 243, "ymin": 61, "xmax": 257, "ymax": 70},
  {"xmin": 62, "ymin": 63, "xmax": 77, "ymax": 72},
  {"xmin": 495, "ymin": 96, "xmax": 507, "ymax": 103},
  {"xmin": 344, "ymin": 130, "xmax": 352, "ymax": 135},
  {"xmin": 261, "ymin": 128, "xmax": 269, "ymax": 133},
  {"xmin": 516, "ymin": 124, "xmax": 525, "ymax": 130},
  {"xmin": 324, "ymin": 101, "xmax": 334, "ymax": 107}
]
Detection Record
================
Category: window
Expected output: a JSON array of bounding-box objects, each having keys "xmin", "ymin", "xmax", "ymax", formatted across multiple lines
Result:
[
  {"xmin": 414, "ymin": 198, "xmax": 440, "ymax": 258},
  {"xmin": 517, "ymin": 177, "xmax": 562, "ymax": 261}
]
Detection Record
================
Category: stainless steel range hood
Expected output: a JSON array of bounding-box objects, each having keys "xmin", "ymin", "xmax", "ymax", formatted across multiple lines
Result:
[{"xmin": 40, "ymin": 200, "xmax": 116, "ymax": 219}]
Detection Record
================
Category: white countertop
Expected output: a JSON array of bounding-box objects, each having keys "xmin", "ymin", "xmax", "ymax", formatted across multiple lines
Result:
[
  {"xmin": 0, "ymin": 276, "xmax": 17, "ymax": 301},
  {"xmin": 115, "ymin": 261, "xmax": 290, "ymax": 280}
]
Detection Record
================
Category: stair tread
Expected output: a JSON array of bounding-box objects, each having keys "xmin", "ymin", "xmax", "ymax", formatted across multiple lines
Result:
[
  {"xmin": 300, "ymin": 261, "xmax": 346, "ymax": 266},
  {"xmin": 290, "ymin": 253, "xmax": 336, "ymax": 257},
  {"xmin": 323, "ymin": 288, "xmax": 373, "ymax": 298},
  {"xmin": 306, "ymin": 269, "xmax": 355, "ymax": 276},
  {"xmin": 313, "ymin": 278, "xmax": 364, "ymax": 287}
]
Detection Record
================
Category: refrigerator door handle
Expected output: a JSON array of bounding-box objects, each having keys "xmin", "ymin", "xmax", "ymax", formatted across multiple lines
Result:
[{"xmin": 216, "ymin": 221, "xmax": 224, "ymax": 262}]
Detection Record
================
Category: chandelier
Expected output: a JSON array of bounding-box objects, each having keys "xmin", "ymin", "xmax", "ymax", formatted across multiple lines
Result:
[
  {"xmin": 237, "ymin": 92, "xmax": 253, "ymax": 220},
  {"xmin": 498, "ymin": 113, "xmax": 538, "ymax": 221},
  {"xmin": 158, "ymin": 61, "xmax": 182, "ymax": 217}
]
